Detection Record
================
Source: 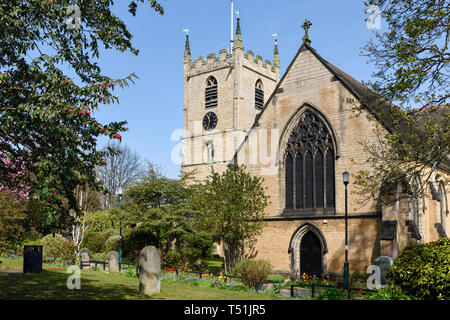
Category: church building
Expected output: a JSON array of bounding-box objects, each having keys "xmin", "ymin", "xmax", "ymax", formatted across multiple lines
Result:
[{"xmin": 181, "ymin": 18, "xmax": 449, "ymax": 278}]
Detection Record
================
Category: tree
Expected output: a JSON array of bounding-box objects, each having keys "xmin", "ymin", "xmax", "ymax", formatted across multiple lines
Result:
[
  {"xmin": 96, "ymin": 141, "xmax": 144, "ymax": 210},
  {"xmin": 0, "ymin": 191, "xmax": 27, "ymax": 252},
  {"xmin": 0, "ymin": 0, "xmax": 164, "ymax": 231},
  {"xmin": 121, "ymin": 163, "xmax": 199, "ymax": 262},
  {"xmin": 71, "ymin": 184, "xmax": 102, "ymax": 253},
  {"xmin": 351, "ymin": 0, "xmax": 449, "ymax": 204},
  {"xmin": 190, "ymin": 165, "xmax": 270, "ymax": 274}
]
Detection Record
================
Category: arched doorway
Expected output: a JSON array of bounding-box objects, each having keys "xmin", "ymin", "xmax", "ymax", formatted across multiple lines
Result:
[
  {"xmin": 288, "ymin": 222, "xmax": 327, "ymax": 279},
  {"xmin": 300, "ymin": 231, "xmax": 322, "ymax": 277}
]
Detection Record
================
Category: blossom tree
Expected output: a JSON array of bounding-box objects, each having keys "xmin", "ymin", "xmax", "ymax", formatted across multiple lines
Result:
[{"xmin": 0, "ymin": 1, "xmax": 164, "ymax": 230}]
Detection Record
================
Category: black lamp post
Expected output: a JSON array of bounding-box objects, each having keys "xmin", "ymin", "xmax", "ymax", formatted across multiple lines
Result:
[
  {"xmin": 342, "ymin": 171, "xmax": 350, "ymax": 287},
  {"xmin": 118, "ymin": 187, "xmax": 123, "ymax": 265}
]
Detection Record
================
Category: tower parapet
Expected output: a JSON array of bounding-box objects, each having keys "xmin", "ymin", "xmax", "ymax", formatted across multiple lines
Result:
[{"xmin": 184, "ymin": 18, "xmax": 280, "ymax": 81}]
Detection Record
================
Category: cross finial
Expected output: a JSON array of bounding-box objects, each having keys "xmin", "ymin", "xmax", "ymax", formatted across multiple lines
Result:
[{"xmin": 302, "ymin": 19, "xmax": 312, "ymax": 45}]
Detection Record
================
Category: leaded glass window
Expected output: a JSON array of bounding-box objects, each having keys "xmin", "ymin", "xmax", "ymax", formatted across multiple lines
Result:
[{"xmin": 285, "ymin": 110, "xmax": 335, "ymax": 213}]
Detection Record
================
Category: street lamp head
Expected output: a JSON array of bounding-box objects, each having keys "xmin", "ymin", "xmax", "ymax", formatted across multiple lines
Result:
[
  {"xmin": 342, "ymin": 171, "xmax": 350, "ymax": 185},
  {"xmin": 118, "ymin": 187, "xmax": 123, "ymax": 196}
]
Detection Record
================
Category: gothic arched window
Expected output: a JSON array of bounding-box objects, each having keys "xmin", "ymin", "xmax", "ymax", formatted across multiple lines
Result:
[
  {"xmin": 205, "ymin": 76, "xmax": 218, "ymax": 108},
  {"xmin": 284, "ymin": 110, "xmax": 335, "ymax": 214},
  {"xmin": 255, "ymin": 79, "xmax": 264, "ymax": 110},
  {"xmin": 205, "ymin": 141, "xmax": 214, "ymax": 163},
  {"xmin": 438, "ymin": 182, "xmax": 448, "ymax": 230},
  {"xmin": 408, "ymin": 176, "xmax": 424, "ymax": 241}
]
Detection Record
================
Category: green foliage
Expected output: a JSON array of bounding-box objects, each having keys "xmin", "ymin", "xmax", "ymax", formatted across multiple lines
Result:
[
  {"xmin": 190, "ymin": 165, "xmax": 270, "ymax": 273},
  {"xmin": 387, "ymin": 238, "xmax": 450, "ymax": 300},
  {"xmin": 122, "ymin": 226, "xmax": 158, "ymax": 262},
  {"xmin": 268, "ymin": 282, "xmax": 284, "ymax": 295},
  {"xmin": 353, "ymin": 0, "xmax": 450, "ymax": 204},
  {"xmin": 369, "ymin": 285, "xmax": 417, "ymax": 300},
  {"xmin": 104, "ymin": 235, "xmax": 120, "ymax": 253},
  {"xmin": 314, "ymin": 287, "xmax": 347, "ymax": 300},
  {"xmin": 41, "ymin": 234, "xmax": 75, "ymax": 263},
  {"xmin": 0, "ymin": 0, "xmax": 164, "ymax": 230},
  {"xmin": 169, "ymin": 232, "xmax": 214, "ymax": 269},
  {"xmin": 20, "ymin": 239, "xmax": 41, "ymax": 253},
  {"xmin": 84, "ymin": 210, "xmax": 118, "ymax": 232},
  {"xmin": 0, "ymin": 191, "xmax": 27, "ymax": 252},
  {"xmin": 235, "ymin": 259, "xmax": 273, "ymax": 290},
  {"xmin": 81, "ymin": 229, "xmax": 115, "ymax": 254},
  {"xmin": 364, "ymin": 0, "xmax": 448, "ymax": 108},
  {"xmin": 268, "ymin": 274, "xmax": 286, "ymax": 282},
  {"xmin": 120, "ymin": 163, "xmax": 211, "ymax": 265},
  {"xmin": 350, "ymin": 270, "xmax": 370, "ymax": 285}
]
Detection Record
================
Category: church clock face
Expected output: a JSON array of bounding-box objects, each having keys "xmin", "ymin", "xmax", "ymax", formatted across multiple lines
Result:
[{"xmin": 202, "ymin": 112, "xmax": 218, "ymax": 130}]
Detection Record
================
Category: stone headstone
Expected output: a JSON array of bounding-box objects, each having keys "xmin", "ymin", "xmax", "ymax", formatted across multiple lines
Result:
[
  {"xmin": 108, "ymin": 251, "xmax": 120, "ymax": 273},
  {"xmin": 138, "ymin": 246, "xmax": 161, "ymax": 295},
  {"xmin": 373, "ymin": 256, "xmax": 394, "ymax": 285},
  {"xmin": 79, "ymin": 248, "xmax": 90, "ymax": 269}
]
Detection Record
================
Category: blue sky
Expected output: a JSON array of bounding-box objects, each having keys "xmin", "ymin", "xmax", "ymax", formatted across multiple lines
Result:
[{"xmin": 92, "ymin": 0, "xmax": 382, "ymax": 179}]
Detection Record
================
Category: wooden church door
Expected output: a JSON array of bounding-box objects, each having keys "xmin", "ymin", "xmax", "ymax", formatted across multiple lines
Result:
[{"xmin": 300, "ymin": 231, "xmax": 322, "ymax": 277}]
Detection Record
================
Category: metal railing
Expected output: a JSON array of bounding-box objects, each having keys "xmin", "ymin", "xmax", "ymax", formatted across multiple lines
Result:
[{"xmin": 290, "ymin": 283, "xmax": 377, "ymax": 299}]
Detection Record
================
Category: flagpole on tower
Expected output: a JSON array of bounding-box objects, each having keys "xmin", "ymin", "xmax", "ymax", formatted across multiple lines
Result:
[{"xmin": 230, "ymin": 0, "xmax": 234, "ymax": 52}]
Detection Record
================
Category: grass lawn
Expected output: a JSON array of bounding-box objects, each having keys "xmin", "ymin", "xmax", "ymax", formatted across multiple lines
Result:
[{"xmin": 0, "ymin": 258, "xmax": 294, "ymax": 300}]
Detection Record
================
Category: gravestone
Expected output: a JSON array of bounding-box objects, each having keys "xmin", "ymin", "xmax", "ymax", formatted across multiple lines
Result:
[
  {"xmin": 79, "ymin": 248, "xmax": 90, "ymax": 269},
  {"xmin": 373, "ymin": 256, "xmax": 394, "ymax": 286},
  {"xmin": 138, "ymin": 246, "xmax": 161, "ymax": 295},
  {"xmin": 108, "ymin": 251, "xmax": 120, "ymax": 273}
]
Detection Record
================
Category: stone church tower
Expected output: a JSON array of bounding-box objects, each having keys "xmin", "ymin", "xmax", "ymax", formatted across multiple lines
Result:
[{"xmin": 181, "ymin": 18, "xmax": 280, "ymax": 177}]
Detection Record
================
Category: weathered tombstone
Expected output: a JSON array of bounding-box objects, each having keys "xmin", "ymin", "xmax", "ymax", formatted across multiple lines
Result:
[
  {"xmin": 108, "ymin": 251, "xmax": 120, "ymax": 273},
  {"xmin": 373, "ymin": 256, "xmax": 394, "ymax": 286},
  {"xmin": 79, "ymin": 248, "xmax": 90, "ymax": 270},
  {"xmin": 138, "ymin": 246, "xmax": 161, "ymax": 295}
]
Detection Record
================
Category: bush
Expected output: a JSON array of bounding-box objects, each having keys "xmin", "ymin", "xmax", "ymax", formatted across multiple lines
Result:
[
  {"xmin": 387, "ymin": 238, "xmax": 450, "ymax": 300},
  {"xmin": 0, "ymin": 191, "xmax": 26, "ymax": 252},
  {"xmin": 20, "ymin": 239, "xmax": 41, "ymax": 253},
  {"xmin": 314, "ymin": 287, "xmax": 347, "ymax": 300},
  {"xmin": 234, "ymin": 259, "xmax": 273, "ymax": 290},
  {"xmin": 122, "ymin": 226, "xmax": 158, "ymax": 262},
  {"xmin": 104, "ymin": 235, "xmax": 120, "ymax": 253},
  {"xmin": 369, "ymin": 285, "xmax": 417, "ymax": 300},
  {"xmin": 41, "ymin": 234, "xmax": 76, "ymax": 263},
  {"xmin": 81, "ymin": 229, "xmax": 115, "ymax": 254},
  {"xmin": 164, "ymin": 232, "xmax": 215, "ymax": 269},
  {"xmin": 350, "ymin": 270, "xmax": 370, "ymax": 285}
]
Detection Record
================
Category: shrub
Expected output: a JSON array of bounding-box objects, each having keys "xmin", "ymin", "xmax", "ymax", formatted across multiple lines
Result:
[
  {"xmin": 21, "ymin": 231, "xmax": 42, "ymax": 242},
  {"xmin": 41, "ymin": 234, "xmax": 76, "ymax": 263},
  {"xmin": 20, "ymin": 239, "xmax": 41, "ymax": 253},
  {"xmin": 81, "ymin": 229, "xmax": 115, "ymax": 254},
  {"xmin": 369, "ymin": 285, "xmax": 417, "ymax": 300},
  {"xmin": 350, "ymin": 270, "xmax": 370, "ymax": 285},
  {"xmin": 315, "ymin": 287, "xmax": 347, "ymax": 300},
  {"xmin": 104, "ymin": 235, "xmax": 120, "ymax": 253},
  {"xmin": 0, "ymin": 191, "xmax": 26, "ymax": 252},
  {"xmin": 122, "ymin": 226, "xmax": 158, "ymax": 262},
  {"xmin": 234, "ymin": 259, "xmax": 273, "ymax": 290},
  {"xmin": 387, "ymin": 238, "xmax": 449, "ymax": 300}
]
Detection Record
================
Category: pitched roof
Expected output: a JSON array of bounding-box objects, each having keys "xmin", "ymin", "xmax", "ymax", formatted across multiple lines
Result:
[{"xmin": 232, "ymin": 42, "xmax": 449, "ymax": 172}]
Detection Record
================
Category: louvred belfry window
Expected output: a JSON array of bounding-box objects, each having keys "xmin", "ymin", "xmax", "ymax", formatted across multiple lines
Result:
[
  {"xmin": 205, "ymin": 76, "xmax": 218, "ymax": 108},
  {"xmin": 255, "ymin": 79, "xmax": 264, "ymax": 110},
  {"xmin": 285, "ymin": 110, "xmax": 335, "ymax": 213}
]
